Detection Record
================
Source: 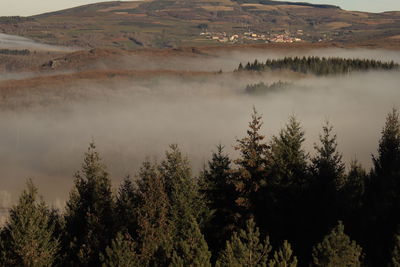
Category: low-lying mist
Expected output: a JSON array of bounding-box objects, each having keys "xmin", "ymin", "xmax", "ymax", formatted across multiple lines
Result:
[
  {"xmin": 122, "ymin": 48, "xmax": 400, "ymax": 72},
  {"xmin": 0, "ymin": 33, "xmax": 76, "ymax": 52},
  {"xmin": 0, "ymin": 47, "xmax": 399, "ymax": 209}
]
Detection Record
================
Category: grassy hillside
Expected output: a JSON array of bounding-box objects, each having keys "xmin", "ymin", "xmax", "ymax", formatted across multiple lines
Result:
[{"xmin": 0, "ymin": 0, "xmax": 399, "ymax": 48}]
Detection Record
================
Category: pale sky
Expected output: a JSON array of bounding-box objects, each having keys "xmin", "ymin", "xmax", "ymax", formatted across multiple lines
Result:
[{"xmin": 0, "ymin": 0, "xmax": 399, "ymax": 16}]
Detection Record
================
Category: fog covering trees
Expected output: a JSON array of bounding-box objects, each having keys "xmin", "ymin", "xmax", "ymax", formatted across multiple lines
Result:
[
  {"xmin": 238, "ymin": 56, "xmax": 399, "ymax": 75},
  {"xmin": 0, "ymin": 108, "xmax": 399, "ymax": 266}
]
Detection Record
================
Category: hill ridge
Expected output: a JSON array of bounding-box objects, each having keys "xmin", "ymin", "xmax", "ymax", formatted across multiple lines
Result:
[{"xmin": 0, "ymin": 0, "xmax": 399, "ymax": 49}]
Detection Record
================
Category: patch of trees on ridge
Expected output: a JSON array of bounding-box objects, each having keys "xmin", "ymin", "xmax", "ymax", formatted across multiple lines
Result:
[
  {"xmin": 0, "ymin": 16, "xmax": 34, "ymax": 24},
  {"xmin": 0, "ymin": 49, "xmax": 30, "ymax": 56},
  {"xmin": 232, "ymin": 0, "xmax": 340, "ymax": 9},
  {"xmin": 237, "ymin": 56, "xmax": 399, "ymax": 75},
  {"xmin": 1, "ymin": 108, "xmax": 400, "ymax": 267},
  {"xmin": 245, "ymin": 81, "xmax": 292, "ymax": 95}
]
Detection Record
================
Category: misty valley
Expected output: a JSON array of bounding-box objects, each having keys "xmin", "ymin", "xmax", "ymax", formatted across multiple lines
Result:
[
  {"xmin": 0, "ymin": 1, "xmax": 400, "ymax": 261},
  {"xmin": 1, "ymin": 43, "xmax": 400, "ymax": 266}
]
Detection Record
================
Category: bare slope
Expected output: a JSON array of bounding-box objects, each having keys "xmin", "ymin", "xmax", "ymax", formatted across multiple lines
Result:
[{"xmin": 0, "ymin": 0, "xmax": 399, "ymax": 48}]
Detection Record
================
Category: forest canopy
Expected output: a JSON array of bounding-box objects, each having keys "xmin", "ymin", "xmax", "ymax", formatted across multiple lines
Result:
[
  {"xmin": 0, "ymin": 108, "xmax": 399, "ymax": 266},
  {"xmin": 237, "ymin": 56, "xmax": 399, "ymax": 75}
]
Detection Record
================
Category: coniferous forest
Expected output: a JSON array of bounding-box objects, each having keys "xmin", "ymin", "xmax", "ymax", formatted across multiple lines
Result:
[
  {"xmin": 1, "ymin": 108, "xmax": 400, "ymax": 267},
  {"xmin": 237, "ymin": 56, "xmax": 399, "ymax": 75},
  {"xmin": 244, "ymin": 81, "xmax": 292, "ymax": 95}
]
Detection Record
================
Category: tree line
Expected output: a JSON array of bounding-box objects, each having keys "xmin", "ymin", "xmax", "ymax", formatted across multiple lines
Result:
[
  {"xmin": 0, "ymin": 49, "xmax": 30, "ymax": 56},
  {"xmin": 1, "ymin": 108, "xmax": 400, "ymax": 267},
  {"xmin": 237, "ymin": 56, "xmax": 399, "ymax": 75},
  {"xmin": 245, "ymin": 81, "xmax": 292, "ymax": 95},
  {"xmin": 0, "ymin": 16, "xmax": 34, "ymax": 24}
]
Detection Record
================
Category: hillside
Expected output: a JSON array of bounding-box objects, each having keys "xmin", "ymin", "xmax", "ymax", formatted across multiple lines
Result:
[{"xmin": 0, "ymin": 0, "xmax": 400, "ymax": 48}]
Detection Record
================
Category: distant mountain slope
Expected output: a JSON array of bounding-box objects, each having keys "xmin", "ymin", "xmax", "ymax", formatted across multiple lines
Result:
[
  {"xmin": 0, "ymin": 0, "xmax": 399, "ymax": 49},
  {"xmin": 233, "ymin": 0, "xmax": 340, "ymax": 9}
]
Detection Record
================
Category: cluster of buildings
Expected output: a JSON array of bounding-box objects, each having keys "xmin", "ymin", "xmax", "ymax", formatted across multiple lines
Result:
[{"xmin": 200, "ymin": 30, "xmax": 304, "ymax": 43}]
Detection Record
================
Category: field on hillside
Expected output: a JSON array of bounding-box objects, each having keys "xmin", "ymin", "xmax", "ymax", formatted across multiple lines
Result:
[{"xmin": 1, "ymin": 0, "xmax": 400, "ymax": 49}]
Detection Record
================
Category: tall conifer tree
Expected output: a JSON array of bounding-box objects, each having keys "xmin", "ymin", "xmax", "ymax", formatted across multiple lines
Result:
[
  {"xmin": 309, "ymin": 122, "xmax": 345, "ymax": 246},
  {"xmin": 136, "ymin": 160, "xmax": 171, "ymax": 265},
  {"xmin": 115, "ymin": 176, "xmax": 138, "ymax": 238},
  {"xmin": 233, "ymin": 108, "xmax": 270, "ymax": 222},
  {"xmin": 373, "ymin": 108, "xmax": 400, "ymax": 176},
  {"xmin": 170, "ymin": 215, "xmax": 211, "ymax": 267},
  {"xmin": 343, "ymin": 160, "xmax": 366, "ymax": 212},
  {"xmin": 268, "ymin": 116, "xmax": 310, "ymax": 253},
  {"xmin": 63, "ymin": 142, "xmax": 115, "ymax": 266},
  {"xmin": 159, "ymin": 145, "xmax": 206, "ymax": 239},
  {"xmin": 366, "ymin": 109, "xmax": 400, "ymax": 265},
  {"xmin": 0, "ymin": 180, "xmax": 59, "ymax": 267},
  {"xmin": 270, "ymin": 116, "xmax": 309, "ymax": 189},
  {"xmin": 312, "ymin": 122, "xmax": 345, "ymax": 191},
  {"xmin": 201, "ymin": 144, "xmax": 237, "ymax": 256}
]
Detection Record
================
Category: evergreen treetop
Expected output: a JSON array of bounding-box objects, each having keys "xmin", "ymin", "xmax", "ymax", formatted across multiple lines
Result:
[
  {"xmin": 268, "ymin": 240, "xmax": 298, "ymax": 267},
  {"xmin": 63, "ymin": 142, "xmax": 115, "ymax": 266},
  {"xmin": 170, "ymin": 215, "xmax": 212, "ymax": 267},
  {"xmin": 216, "ymin": 218, "xmax": 272, "ymax": 267},
  {"xmin": 100, "ymin": 232, "xmax": 139, "ymax": 267},
  {"xmin": 135, "ymin": 160, "xmax": 171, "ymax": 263},
  {"xmin": 1, "ymin": 180, "xmax": 59, "ymax": 267},
  {"xmin": 233, "ymin": 108, "xmax": 270, "ymax": 215},
  {"xmin": 390, "ymin": 230, "xmax": 400, "ymax": 267},
  {"xmin": 373, "ymin": 108, "xmax": 400, "ymax": 176},
  {"xmin": 271, "ymin": 115, "xmax": 309, "ymax": 188},
  {"xmin": 312, "ymin": 221, "xmax": 363, "ymax": 267},
  {"xmin": 115, "ymin": 176, "xmax": 138, "ymax": 237},
  {"xmin": 312, "ymin": 122, "xmax": 345, "ymax": 191}
]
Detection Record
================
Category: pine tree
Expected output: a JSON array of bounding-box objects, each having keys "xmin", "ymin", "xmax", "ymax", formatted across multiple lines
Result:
[
  {"xmin": 216, "ymin": 218, "xmax": 272, "ymax": 267},
  {"xmin": 233, "ymin": 108, "xmax": 270, "ymax": 221},
  {"xmin": 159, "ymin": 144, "xmax": 205, "ymax": 239},
  {"xmin": 136, "ymin": 160, "xmax": 171, "ymax": 264},
  {"xmin": 342, "ymin": 160, "xmax": 366, "ymax": 218},
  {"xmin": 270, "ymin": 116, "xmax": 309, "ymax": 189},
  {"xmin": 338, "ymin": 160, "xmax": 367, "ymax": 252},
  {"xmin": 201, "ymin": 144, "xmax": 237, "ymax": 256},
  {"xmin": 312, "ymin": 221, "xmax": 363, "ymax": 267},
  {"xmin": 157, "ymin": 145, "xmax": 211, "ymax": 265},
  {"xmin": 309, "ymin": 122, "xmax": 345, "ymax": 239},
  {"xmin": 312, "ymin": 122, "xmax": 345, "ymax": 191},
  {"xmin": 365, "ymin": 109, "xmax": 400, "ymax": 265},
  {"xmin": 100, "ymin": 232, "xmax": 139, "ymax": 267},
  {"xmin": 115, "ymin": 176, "xmax": 138, "ymax": 238},
  {"xmin": 390, "ymin": 230, "xmax": 400, "ymax": 267},
  {"xmin": 373, "ymin": 108, "xmax": 400, "ymax": 176},
  {"xmin": 369, "ymin": 108, "xmax": 400, "ymax": 216},
  {"xmin": 63, "ymin": 142, "xmax": 115, "ymax": 266},
  {"xmin": 268, "ymin": 240, "xmax": 298, "ymax": 267},
  {"xmin": 0, "ymin": 180, "xmax": 59, "ymax": 267},
  {"xmin": 170, "ymin": 215, "xmax": 212, "ymax": 267},
  {"xmin": 267, "ymin": 116, "xmax": 310, "ymax": 260}
]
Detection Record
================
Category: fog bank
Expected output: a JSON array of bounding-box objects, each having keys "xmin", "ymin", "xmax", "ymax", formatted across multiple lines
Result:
[
  {"xmin": 0, "ymin": 33, "xmax": 77, "ymax": 52},
  {"xmin": 0, "ymin": 47, "xmax": 399, "ymax": 208}
]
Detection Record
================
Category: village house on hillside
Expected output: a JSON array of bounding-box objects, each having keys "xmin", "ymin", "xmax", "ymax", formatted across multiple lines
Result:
[{"xmin": 201, "ymin": 29, "xmax": 304, "ymax": 43}]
